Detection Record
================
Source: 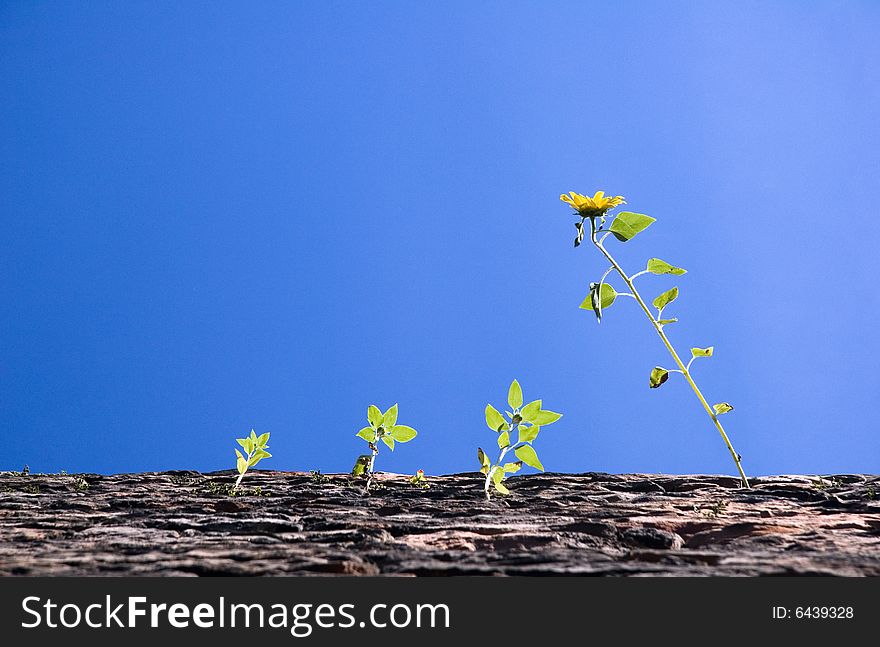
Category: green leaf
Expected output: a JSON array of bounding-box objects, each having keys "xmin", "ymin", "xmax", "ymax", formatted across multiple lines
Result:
[
  {"xmin": 390, "ymin": 425, "xmax": 417, "ymax": 443},
  {"xmin": 497, "ymin": 430, "xmax": 510, "ymax": 449},
  {"xmin": 254, "ymin": 449, "xmax": 271, "ymax": 460},
  {"xmin": 580, "ymin": 283, "xmax": 616, "ymax": 322},
  {"xmin": 234, "ymin": 449, "xmax": 244, "ymax": 462},
  {"xmin": 508, "ymin": 379, "xmax": 523, "ymax": 409},
  {"xmin": 518, "ymin": 424, "xmax": 540, "ymax": 443},
  {"xmin": 532, "ymin": 410, "xmax": 562, "ymax": 426},
  {"xmin": 657, "ymin": 318, "xmax": 678, "ymax": 325},
  {"xmin": 502, "ymin": 461, "xmax": 523, "ymax": 474},
  {"xmin": 249, "ymin": 429, "xmax": 258, "ymax": 443},
  {"xmin": 596, "ymin": 282, "xmax": 617, "ymax": 309},
  {"xmin": 477, "ymin": 447, "xmax": 490, "ymax": 474},
  {"xmin": 485, "ymin": 404, "xmax": 506, "ymax": 432},
  {"xmin": 491, "ymin": 467, "xmax": 509, "ymax": 494},
  {"xmin": 248, "ymin": 454, "xmax": 262, "ymax": 467},
  {"xmin": 520, "ymin": 399, "xmax": 542, "ymax": 422},
  {"xmin": 691, "ymin": 346, "xmax": 714, "ymax": 358},
  {"xmin": 239, "ymin": 437, "xmax": 254, "ymax": 455},
  {"xmin": 351, "ymin": 455, "xmax": 370, "ymax": 477},
  {"xmin": 598, "ymin": 283, "xmax": 617, "ymax": 310},
  {"xmin": 382, "ymin": 403, "xmax": 399, "ymax": 429},
  {"xmin": 256, "ymin": 432, "xmax": 270, "ymax": 447},
  {"xmin": 713, "ymin": 402, "xmax": 734, "ymax": 415},
  {"xmin": 652, "ymin": 286, "xmax": 679, "ymax": 311},
  {"xmin": 608, "ymin": 212, "xmax": 656, "ymax": 242},
  {"xmin": 236, "ymin": 456, "xmax": 247, "ymax": 475},
  {"xmin": 514, "ymin": 445, "xmax": 544, "ymax": 472},
  {"xmin": 381, "ymin": 435, "xmax": 395, "ymax": 451},
  {"xmin": 356, "ymin": 427, "xmax": 376, "ymax": 442},
  {"xmin": 492, "ymin": 478, "xmax": 510, "ymax": 496},
  {"xmin": 367, "ymin": 405, "xmax": 383, "ymax": 428},
  {"xmin": 649, "ymin": 366, "xmax": 670, "ymax": 389},
  {"xmin": 647, "ymin": 258, "xmax": 687, "ymax": 275}
]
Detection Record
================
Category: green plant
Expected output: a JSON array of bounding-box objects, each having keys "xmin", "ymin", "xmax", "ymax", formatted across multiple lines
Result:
[
  {"xmin": 478, "ymin": 379, "xmax": 562, "ymax": 500},
  {"xmin": 309, "ymin": 470, "xmax": 331, "ymax": 484},
  {"xmin": 812, "ymin": 476, "xmax": 842, "ymax": 490},
  {"xmin": 233, "ymin": 429, "xmax": 272, "ymax": 492},
  {"xmin": 409, "ymin": 469, "xmax": 430, "ymax": 489},
  {"xmin": 352, "ymin": 403, "xmax": 417, "ymax": 492},
  {"xmin": 203, "ymin": 478, "xmax": 268, "ymax": 497},
  {"xmin": 694, "ymin": 499, "xmax": 728, "ymax": 518},
  {"xmin": 561, "ymin": 190, "xmax": 750, "ymax": 487},
  {"xmin": 204, "ymin": 479, "xmax": 232, "ymax": 496}
]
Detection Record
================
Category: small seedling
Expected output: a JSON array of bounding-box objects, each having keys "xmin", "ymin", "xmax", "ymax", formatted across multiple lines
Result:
[
  {"xmin": 233, "ymin": 429, "xmax": 272, "ymax": 492},
  {"xmin": 561, "ymin": 190, "xmax": 750, "ymax": 487},
  {"xmin": 409, "ymin": 469, "xmax": 430, "ymax": 489},
  {"xmin": 866, "ymin": 486, "xmax": 876, "ymax": 500},
  {"xmin": 72, "ymin": 475, "xmax": 89, "ymax": 491},
  {"xmin": 694, "ymin": 500, "xmax": 728, "ymax": 518},
  {"xmin": 309, "ymin": 470, "xmax": 331, "ymax": 484},
  {"xmin": 205, "ymin": 479, "xmax": 232, "ymax": 496},
  {"xmin": 478, "ymin": 379, "xmax": 562, "ymax": 500},
  {"xmin": 353, "ymin": 403, "xmax": 418, "ymax": 492},
  {"xmin": 204, "ymin": 478, "xmax": 268, "ymax": 497},
  {"xmin": 812, "ymin": 476, "xmax": 841, "ymax": 490},
  {"xmin": 20, "ymin": 465, "xmax": 30, "ymax": 476}
]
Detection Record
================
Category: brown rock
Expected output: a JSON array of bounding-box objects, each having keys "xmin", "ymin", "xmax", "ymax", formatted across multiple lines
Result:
[{"xmin": 0, "ymin": 470, "xmax": 878, "ymax": 576}]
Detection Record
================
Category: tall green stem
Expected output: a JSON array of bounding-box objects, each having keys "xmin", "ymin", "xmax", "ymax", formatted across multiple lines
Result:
[{"xmin": 589, "ymin": 219, "xmax": 750, "ymax": 488}]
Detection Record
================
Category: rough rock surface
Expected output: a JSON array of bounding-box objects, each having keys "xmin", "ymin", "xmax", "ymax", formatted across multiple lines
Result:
[{"xmin": 1, "ymin": 470, "xmax": 878, "ymax": 576}]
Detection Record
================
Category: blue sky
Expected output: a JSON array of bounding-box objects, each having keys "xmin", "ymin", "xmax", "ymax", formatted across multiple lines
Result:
[{"xmin": 2, "ymin": 1, "xmax": 878, "ymax": 478}]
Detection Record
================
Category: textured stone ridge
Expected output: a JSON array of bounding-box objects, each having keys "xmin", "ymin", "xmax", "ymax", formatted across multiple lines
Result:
[{"xmin": 1, "ymin": 471, "xmax": 878, "ymax": 576}]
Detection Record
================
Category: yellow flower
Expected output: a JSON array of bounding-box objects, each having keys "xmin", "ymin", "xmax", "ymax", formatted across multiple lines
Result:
[{"xmin": 560, "ymin": 190, "xmax": 626, "ymax": 218}]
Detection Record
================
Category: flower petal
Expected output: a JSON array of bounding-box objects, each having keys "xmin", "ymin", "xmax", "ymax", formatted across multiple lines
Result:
[{"xmin": 563, "ymin": 190, "xmax": 629, "ymax": 217}]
